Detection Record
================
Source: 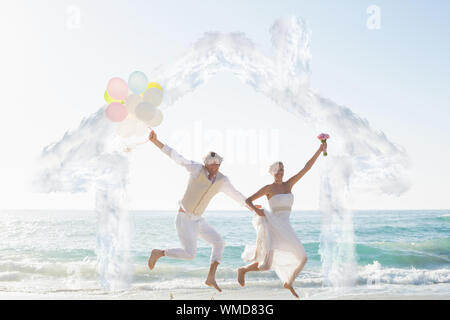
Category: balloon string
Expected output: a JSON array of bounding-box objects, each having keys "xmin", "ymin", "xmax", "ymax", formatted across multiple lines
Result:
[
  {"xmin": 123, "ymin": 127, "xmax": 153, "ymax": 152},
  {"xmin": 123, "ymin": 140, "xmax": 148, "ymax": 152}
]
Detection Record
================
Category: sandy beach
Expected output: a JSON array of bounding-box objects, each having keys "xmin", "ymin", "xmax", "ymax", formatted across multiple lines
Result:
[{"xmin": 1, "ymin": 285, "xmax": 448, "ymax": 300}]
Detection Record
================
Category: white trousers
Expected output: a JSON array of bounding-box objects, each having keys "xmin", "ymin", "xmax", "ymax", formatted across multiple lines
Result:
[{"xmin": 165, "ymin": 211, "xmax": 225, "ymax": 263}]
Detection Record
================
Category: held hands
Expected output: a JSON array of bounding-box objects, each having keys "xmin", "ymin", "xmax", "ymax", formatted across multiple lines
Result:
[{"xmin": 319, "ymin": 141, "xmax": 327, "ymax": 153}]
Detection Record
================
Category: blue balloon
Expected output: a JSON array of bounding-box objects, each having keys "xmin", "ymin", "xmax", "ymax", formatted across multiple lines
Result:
[{"xmin": 128, "ymin": 71, "xmax": 148, "ymax": 94}]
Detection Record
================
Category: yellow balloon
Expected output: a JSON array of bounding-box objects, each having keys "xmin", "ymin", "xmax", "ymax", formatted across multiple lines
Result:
[
  {"xmin": 147, "ymin": 82, "xmax": 163, "ymax": 91},
  {"xmin": 140, "ymin": 82, "xmax": 163, "ymax": 97},
  {"xmin": 104, "ymin": 90, "xmax": 124, "ymax": 104}
]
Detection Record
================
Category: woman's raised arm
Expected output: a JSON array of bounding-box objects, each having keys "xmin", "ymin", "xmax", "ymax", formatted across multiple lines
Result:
[{"xmin": 287, "ymin": 142, "xmax": 326, "ymax": 189}]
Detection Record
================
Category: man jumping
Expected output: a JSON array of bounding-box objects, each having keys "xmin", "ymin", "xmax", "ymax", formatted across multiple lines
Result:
[{"xmin": 147, "ymin": 130, "xmax": 250, "ymax": 292}]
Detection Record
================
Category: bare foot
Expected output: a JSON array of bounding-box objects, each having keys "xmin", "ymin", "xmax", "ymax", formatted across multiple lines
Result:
[
  {"xmin": 237, "ymin": 267, "xmax": 246, "ymax": 287},
  {"xmin": 284, "ymin": 282, "xmax": 299, "ymax": 298},
  {"xmin": 205, "ymin": 278, "xmax": 222, "ymax": 292},
  {"xmin": 148, "ymin": 249, "xmax": 164, "ymax": 270}
]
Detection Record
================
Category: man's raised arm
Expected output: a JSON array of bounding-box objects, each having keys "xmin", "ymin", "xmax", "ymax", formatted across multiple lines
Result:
[
  {"xmin": 148, "ymin": 130, "xmax": 201, "ymax": 173},
  {"xmin": 148, "ymin": 130, "xmax": 165, "ymax": 149}
]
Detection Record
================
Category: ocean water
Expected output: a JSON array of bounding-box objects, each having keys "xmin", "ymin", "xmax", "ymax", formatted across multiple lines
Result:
[{"xmin": 0, "ymin": 209, "xmax": 449, "ymax": 299}]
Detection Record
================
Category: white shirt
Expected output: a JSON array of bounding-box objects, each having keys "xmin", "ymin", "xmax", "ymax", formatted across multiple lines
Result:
[{"xmin": 161, "ymin": 144, "xmax": 247, "ymax": 209}]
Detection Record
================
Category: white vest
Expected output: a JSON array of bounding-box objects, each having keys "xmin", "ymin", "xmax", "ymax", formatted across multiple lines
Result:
[{"xmin": 181, "ymin": 167, "xmax": 225, "ymax": 216}]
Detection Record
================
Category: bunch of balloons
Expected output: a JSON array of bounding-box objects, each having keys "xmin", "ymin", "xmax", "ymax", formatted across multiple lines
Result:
[{"xmin": 104, "ymin": 71, "xmax": 164, "ymax": 137}]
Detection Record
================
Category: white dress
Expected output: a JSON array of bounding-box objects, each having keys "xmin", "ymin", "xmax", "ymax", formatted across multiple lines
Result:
[{"xmin": 241, "ymin": 193, "xmax": 307, "ymax": 285}]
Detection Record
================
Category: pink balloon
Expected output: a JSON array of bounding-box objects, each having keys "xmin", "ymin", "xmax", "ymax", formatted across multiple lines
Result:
[
  {"xmin": 106, "ymin": 102, "xmax": 128, "ymax": 122},
  {"xmin": 106, "ymin": 77, "xmax": 128, "ymax": 100}
]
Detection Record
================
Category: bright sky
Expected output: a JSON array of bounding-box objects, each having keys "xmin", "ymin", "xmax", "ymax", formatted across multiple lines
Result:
[{"xmin": 0, "ymin": 0, "xmax": 449, "ymax": 211}]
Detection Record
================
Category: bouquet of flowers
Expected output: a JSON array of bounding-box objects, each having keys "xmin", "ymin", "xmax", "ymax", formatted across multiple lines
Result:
[{"xmin": 317, "ymin": 133, "xmax": 330, "ymax": 156}]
